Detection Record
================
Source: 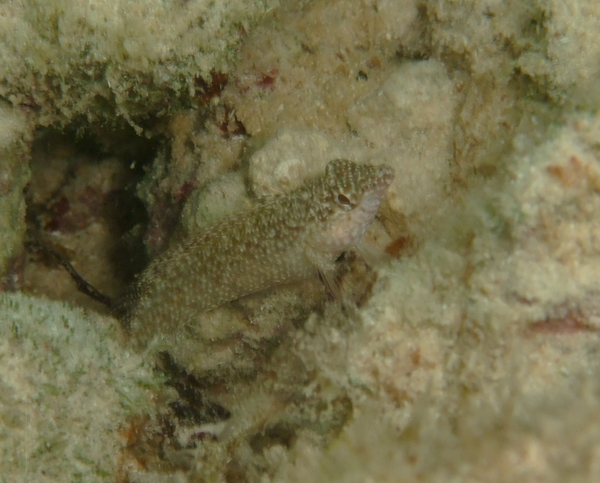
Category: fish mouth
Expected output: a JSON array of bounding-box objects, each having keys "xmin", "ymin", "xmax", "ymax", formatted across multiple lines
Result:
[
  {"xmin": 358, "ymin": 164, "xmax": 395, "ymax": 213},
  {"xmin": 370, "ymin": 164, "xmax": 395, "ymax": 192}
]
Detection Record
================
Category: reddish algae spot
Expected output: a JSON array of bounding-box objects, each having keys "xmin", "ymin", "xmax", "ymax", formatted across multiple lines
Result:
[{"xmin": 528, "ymin": 310, "xmax": 599, "ymax": 335}]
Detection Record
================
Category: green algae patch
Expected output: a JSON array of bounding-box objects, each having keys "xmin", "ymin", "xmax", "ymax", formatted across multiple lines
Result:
[
  {"xmin": 0, "ymin": 292, "xmax": 162, "ymax": 482},
  {"xmin": 0, "ymin": 0, "xmax": 279, "ymax": 130}
]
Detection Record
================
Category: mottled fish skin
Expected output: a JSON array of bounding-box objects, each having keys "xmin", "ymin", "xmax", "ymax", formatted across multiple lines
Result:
[{"xmin": 119, "ymin": 159, "xmax": 394, "ymax": 330}]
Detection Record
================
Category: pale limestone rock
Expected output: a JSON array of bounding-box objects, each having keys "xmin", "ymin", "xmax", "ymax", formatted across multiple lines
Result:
[{"xmin": 0, "ymin": 292, "xmax": 160, "ymax": 482}]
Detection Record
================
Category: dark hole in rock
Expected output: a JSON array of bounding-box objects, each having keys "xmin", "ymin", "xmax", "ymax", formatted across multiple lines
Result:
[{"xmin": 23, "ymin": 125, "xmax": 157, "ymax": 311}]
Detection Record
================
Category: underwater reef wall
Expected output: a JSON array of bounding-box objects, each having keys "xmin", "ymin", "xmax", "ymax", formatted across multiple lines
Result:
[{"xmin": 2, "ymin": 0, "xmax": 600, "ymax": 481}]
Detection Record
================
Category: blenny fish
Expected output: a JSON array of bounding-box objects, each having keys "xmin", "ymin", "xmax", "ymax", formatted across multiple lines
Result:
[
  {"xmin": 33, "ymin": 159, "xmax": 393, "ymax": 336},
  {"xmin": 119, "ymin": 159, "xmax": 394, "ymax": 331}
]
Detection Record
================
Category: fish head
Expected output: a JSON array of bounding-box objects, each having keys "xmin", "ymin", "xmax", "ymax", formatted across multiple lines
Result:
[{"xmin": 309, "ymin": 159, "xmax": 395, "ymax": 257}]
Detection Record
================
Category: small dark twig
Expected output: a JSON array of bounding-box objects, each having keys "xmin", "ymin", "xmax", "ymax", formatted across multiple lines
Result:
[{"xmin": 25, "ymin": 239, "xmax": 114, "ymax": 309}]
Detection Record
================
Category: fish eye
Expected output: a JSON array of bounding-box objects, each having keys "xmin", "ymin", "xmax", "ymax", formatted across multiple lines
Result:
[{"xmin": 337, "ymin": 193, "xmax": 352, "ymax": 206}]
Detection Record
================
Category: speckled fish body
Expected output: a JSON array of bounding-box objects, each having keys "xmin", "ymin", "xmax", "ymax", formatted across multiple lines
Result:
[{"xmin": 120, "ymin": 159, "xmax": 394, "ymax": 329}]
